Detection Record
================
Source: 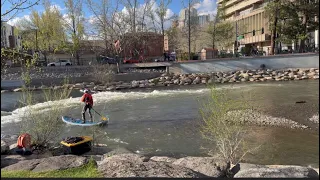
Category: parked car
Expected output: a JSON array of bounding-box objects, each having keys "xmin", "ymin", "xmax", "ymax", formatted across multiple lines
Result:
[
  {"xmin": 47, "ymin": 60, "xmax": 72, "ymax": 66},
  {"xmin": 123, "ymin": 57, "xmax": 141, "ymax": 64}
]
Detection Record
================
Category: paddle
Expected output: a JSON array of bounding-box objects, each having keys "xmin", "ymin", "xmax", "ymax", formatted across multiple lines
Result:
[{"xmin": 91, "ymin": 108, "xmax": 108, "ymax": 121}]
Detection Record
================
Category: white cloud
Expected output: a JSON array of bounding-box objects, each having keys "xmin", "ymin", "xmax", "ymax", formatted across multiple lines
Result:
[
  {"xmin": 50, "ymin": 4, "xmax": 66, "ymax": 12},
  {"xmin": 195, "ymin": 0, "xmax": 217, "ymax": 16},
  {"xmin": 7, "ymin": 15, "xmax": 31, "ymax": 26}
]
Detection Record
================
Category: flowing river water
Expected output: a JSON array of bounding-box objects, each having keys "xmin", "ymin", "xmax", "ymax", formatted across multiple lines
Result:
[{"xmin": 1, "ymin": 80, "xmax": 319, "ymax": 167}]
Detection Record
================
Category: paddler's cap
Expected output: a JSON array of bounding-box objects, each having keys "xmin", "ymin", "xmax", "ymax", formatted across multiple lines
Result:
[{"xmin": 84, "ymin": 89, "xmax": 89, "ymax": 93}]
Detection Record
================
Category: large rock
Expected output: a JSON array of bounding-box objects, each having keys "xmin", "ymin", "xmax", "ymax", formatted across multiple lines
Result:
[
  {"xmin": 98, "ymin": 157, "xmax": 206, "ymax": 178},
  {"xmin": 1, "ymin": 140, "xmax": 9, "ymax": 154},
  {"xmin": 234, "ymin": 165, "xmax": 319, "ymax": 178},
  {"xmin": 73, "ymin": 83, "xmax": 85, "ymax": 89},
  {"xmin": 2, "ymin": 155, "xmax": 88, "ymax": 172},
  {"xmin": 172, "ymin": 157, "xmax": 225, "ymax": 177},
  {"xmin": 1, "ymin": 155, "xmax": 28, "ymax": 168},
  {"xmin": 102, "ymin": 153, "xmax": 148, "ymax": 163}
]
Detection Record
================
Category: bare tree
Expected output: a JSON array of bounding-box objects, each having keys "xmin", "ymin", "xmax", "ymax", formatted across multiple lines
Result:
[
  {"xmin": 1, "ymin": 0, "xmax": 40, "ymax": 21},
  {"xmin": 64, "ymin": 0, "xmax": 85, "ymax": 65},
  {"xmin": 180, "ymin": 0, "xmax": 199, "ymax": 60}
]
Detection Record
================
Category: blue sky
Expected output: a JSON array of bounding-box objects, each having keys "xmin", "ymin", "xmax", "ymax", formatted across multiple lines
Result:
[{"xmin": 3, "ymin": 0, "xmax": 217, "ymax": 26}]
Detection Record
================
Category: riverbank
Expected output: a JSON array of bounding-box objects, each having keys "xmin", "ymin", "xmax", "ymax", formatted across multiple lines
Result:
[
  {"xmin": 1, "ymin": 68, "xmax": 319, "ymax": 93},
  {"xmin": 1, "ymin": 148, "xmax": 319, "ymax": 178}
]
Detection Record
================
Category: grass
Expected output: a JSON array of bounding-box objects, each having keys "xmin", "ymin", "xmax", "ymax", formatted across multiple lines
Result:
[{"xmin": 1, "ymin": 158, "xmax": 103, "ymax": 178}]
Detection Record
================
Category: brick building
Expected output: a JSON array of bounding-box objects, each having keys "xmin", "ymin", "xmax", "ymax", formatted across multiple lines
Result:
[{"xmin": 121, "ymin": 32, "xmax": 164, "ymax": 58}]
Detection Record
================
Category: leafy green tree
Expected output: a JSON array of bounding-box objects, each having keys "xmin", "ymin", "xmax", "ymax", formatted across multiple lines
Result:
[
  {"xmin": 265, "ymin": 0, "xmax": 319, "ymax": 53},
  {"xmin": 16, "ymin": 1, "xmax": 66, "ymax": 63}
]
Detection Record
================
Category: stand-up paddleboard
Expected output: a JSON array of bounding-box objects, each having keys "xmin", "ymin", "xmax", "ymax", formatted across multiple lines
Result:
[{"xmin": 62, "ymin": 116, "xmax": 108, "ymax": 126}]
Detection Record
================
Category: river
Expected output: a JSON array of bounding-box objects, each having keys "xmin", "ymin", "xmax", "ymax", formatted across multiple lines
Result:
[{"xmin": 1, "ymin": 80, "xmax": 319, "ymax": 167}]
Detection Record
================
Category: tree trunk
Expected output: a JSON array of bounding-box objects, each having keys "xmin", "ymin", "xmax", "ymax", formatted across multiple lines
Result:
[
  {"xmin": 188, "ymin": 0, "xmax": 191, "ymax": 60},
  {"xmin": 299, "ymin": 13, "xmax": 308, "ymax": 53},
  {"xmin": 270, "ymin": 5, "xmax": 279, "ymax": 55}
]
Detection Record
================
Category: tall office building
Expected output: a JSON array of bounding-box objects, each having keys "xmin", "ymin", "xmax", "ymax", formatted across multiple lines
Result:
[
  {"xmin": 217, "ymin": 0, "xmax": 319, "ymax": 53},
  {"xmin": 198, "ymin": 15, "xmax": 210, "ymax": 27},
  {"xmin": 217, "ymin": 0, "xmax": 271, "ymax": 53},
  {"xmin": 178, "ymin": 8, "xmax": 198, "ymax": 29}
]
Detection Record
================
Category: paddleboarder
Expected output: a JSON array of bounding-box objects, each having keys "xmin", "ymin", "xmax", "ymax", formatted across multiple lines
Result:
[{"xmin": 80, "ymin": 89, "xmax": 93, "ymax": 123}]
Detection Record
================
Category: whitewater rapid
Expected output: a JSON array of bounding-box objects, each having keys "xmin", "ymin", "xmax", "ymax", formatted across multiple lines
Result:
[{"xmin": 0, "ymin": 83, "xmax": 284, "ymax": 126}]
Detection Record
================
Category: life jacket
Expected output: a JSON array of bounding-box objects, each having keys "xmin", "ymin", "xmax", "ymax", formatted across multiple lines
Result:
[
  {"xmin": 80, "ymin": 93, "xmax": 93, "ymax": 106},
  {"xmin": 17, "ymin": 133, "xmax": 31, "ymax": 149}
]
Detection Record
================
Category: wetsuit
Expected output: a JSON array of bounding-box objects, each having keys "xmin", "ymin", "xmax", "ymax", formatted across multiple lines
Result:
[{"xmin": 80, "ymin": 93, "xmax": 93, "ymax": 122}]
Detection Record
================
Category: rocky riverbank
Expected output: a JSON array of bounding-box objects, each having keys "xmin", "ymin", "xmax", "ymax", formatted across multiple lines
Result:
[
  {"xmin": 1, "ymin": 68, "xmax": 319, "ymax": 93},
  {"xmin": 1, "ymin": 138, "xmax": 319, "ymax": 178}
]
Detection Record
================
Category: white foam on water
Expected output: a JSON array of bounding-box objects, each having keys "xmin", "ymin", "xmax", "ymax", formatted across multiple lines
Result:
[
  {"xmin": 0, "ymin": 83, "xmax": 267, "ymax": 126},
  {"xmin": 1, "ymin": 111, "xmax": 12, "ymax": 116}
]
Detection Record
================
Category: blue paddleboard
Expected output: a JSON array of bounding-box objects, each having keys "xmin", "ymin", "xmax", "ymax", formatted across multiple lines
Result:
[{"xmin": 62, "ymin": 116, "xmax": 108, "ymax": 126}]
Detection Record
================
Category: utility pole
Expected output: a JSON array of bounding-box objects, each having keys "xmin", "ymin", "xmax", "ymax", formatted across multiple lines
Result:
[{"xmin": 188, "ymin": 0, "xmax": 191, "ymax": 60}]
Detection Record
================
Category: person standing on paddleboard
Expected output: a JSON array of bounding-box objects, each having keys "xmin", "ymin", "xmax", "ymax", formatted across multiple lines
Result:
[{"xmin": 80, "ymin": 89, "xmax": 93, "ymax": 123}]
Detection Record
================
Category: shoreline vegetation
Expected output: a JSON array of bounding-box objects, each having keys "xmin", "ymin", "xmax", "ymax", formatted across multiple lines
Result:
[{"xmin": 1, "ymin": 67, "xmax": 319, "ymax": 93}]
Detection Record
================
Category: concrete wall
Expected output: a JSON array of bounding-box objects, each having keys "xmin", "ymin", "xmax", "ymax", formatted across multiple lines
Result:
[{"xmin": 170, "ymin": 53, "xmax": 319, "ymax": 74}]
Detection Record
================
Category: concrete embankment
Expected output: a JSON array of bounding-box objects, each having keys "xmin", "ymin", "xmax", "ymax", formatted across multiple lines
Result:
[{"xmin": 169, "ymin": 53, "xmax": 319, "ymax": 74}]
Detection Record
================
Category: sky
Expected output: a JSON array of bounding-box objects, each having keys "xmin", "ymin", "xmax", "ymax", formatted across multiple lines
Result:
[{"xmin": 3, "ymin": 0, "xmax": 218, "ymax": 27}]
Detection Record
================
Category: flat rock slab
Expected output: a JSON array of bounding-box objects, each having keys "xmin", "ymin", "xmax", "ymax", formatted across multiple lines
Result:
[
  {"xmin": 172, "ymin": 157, "xmax": 226, "ymax": 177},
  {"xmin": 102, "ymin": 153, "xmax": 148, "ymax": 163},
  {"xmin": 2, "ymin": 155, "xmax": 88, "ymax": 172},
  {"xmin": 234, "ymin": 165, "xmax": 319, "ymax": 178},
  {"xmin": 149, "ymin": 156, "xmax": 177, "ymax": 163},
  {"xmin": 1, "ymin": 140, "xmax": 9, "ymax": 154},
  {"xmin": 98, "ymin": 159, "xmax": 206, "ymax": 178}
]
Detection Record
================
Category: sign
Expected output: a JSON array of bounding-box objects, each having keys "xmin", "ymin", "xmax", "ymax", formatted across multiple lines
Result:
[{"xmin": 237, "ymin": 35, "xmax": 244, "ymax": 40}]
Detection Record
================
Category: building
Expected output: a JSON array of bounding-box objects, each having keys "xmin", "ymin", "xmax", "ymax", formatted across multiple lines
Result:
[
  {"xmin": 217, "ymin": 0, "xmax": 319, "ymax": 53},
  {"xmin": 121, "ymin": 32, "xmax": 164, "ymax": 58},
  {"xmin": 1, "ymin": 21, "xmax": 22, "ymax": 50},
  {"xmin": 178, "ymin": 8, "xmax": 198, "ymax": 29},
  {"xmin": 198, "ymin": 15, "xmax": 210, "ymax": 27},
  {"xmin": 217, "ymin": 0, "xmax": 271, "ymax": 53}
]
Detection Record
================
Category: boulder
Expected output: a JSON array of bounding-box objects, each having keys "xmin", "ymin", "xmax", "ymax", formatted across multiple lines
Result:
[
  {"xmin": 131, "ymin": 81, "xmax": 139, "ymax": 88},
  {"xmin": 98, "ymin": 158, "xmax": 206, "ymax": 178},
  {"xmin": 1, "ymin": 155, "xmax": 28, "ymax": 168},
  {"xmin": 13, "ymin": 88, "xmax": 23, "ymax": 92},
  {"xmin": 53, "ymin": 86, "xmax": 63, "ymax": 90},
  {"xmin": 192, "ymin": 77, "xmax": 201, "ymax": 84},
  {"xmin": 1, "ymin": 140, "xmax": 9, "ymax": 154},
  {"xmin": 102, "ymin": 148, "xmax": 133, "ymax": 158},
  {"xmin": 74, "ymin": 83, "xmax": 84, "ymax": 89},
  {"xmin": 201, "ymin": 79, "xmax": 207, "ymax": 84},
  {"xmin": 234, "ymin": 165, "xmax": 319, "ymax": 178},
  {"xmin": 101, "ymin": 153, "xmax": 148, "ymax": 163},
  {"xmin": 172, "ymin": 157, "xmax": 225, "ymax": 177},
  {"xmin": 149, "ymin": 156, "xmax": 177, "ymax": 163},
  {"xmin": 139, "ymin": 84, "xmax": 146, "ymax": 88},
  {"xmin": 2, "ymin": 155, "xmax": 88, "ymax": 172},
  {"xmin": 173, "ymin": 79, "xmax": 180, "ymax": 85}
]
